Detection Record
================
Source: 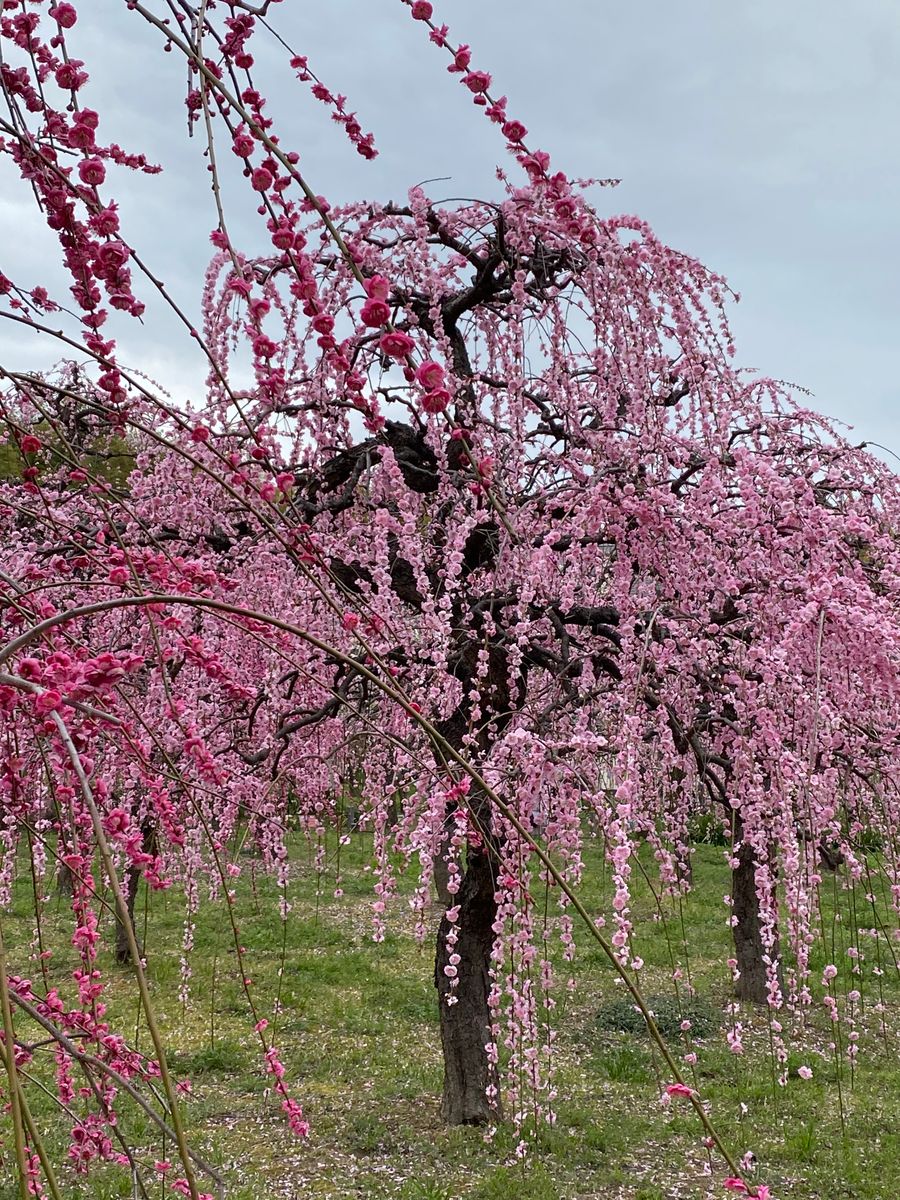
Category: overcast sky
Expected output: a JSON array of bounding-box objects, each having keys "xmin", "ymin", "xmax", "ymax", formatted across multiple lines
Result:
[{"xmin": 3, "ymin": 2, "xmax": 898, "ymax": 453}]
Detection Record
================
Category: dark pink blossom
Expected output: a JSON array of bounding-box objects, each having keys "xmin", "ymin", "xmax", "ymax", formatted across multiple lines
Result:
[
  {"xmin": 502, "ymin": 120, "xmax": 527, "ymax": 142},
  {"xmin": 415, "ymin": 360, "xmax": 445, "ymax": 389},
  {"xmin": 463, "ymin": 70, "xmax": 492, "ymax": 94},
  {"xmin": 378, "ymin": 330, "xmax": 415, "ymax": 359},
  {"xmin": 251, "ymin": 166, "xmax": 274, "ymax": 192},
  {"xmin": 421, "ymin": 387, "xmax": 450, "ymax": 414},
  {"xmin": 78, "ymin": 157, "xmax": 106, "ymax": 186},
  {"xmin": 360, "ymin": 297, "xmax": 391, "ymax": 327},
  {"xmin": 49, "ymin": 4, "xmax": 78, "ymax": 28}
]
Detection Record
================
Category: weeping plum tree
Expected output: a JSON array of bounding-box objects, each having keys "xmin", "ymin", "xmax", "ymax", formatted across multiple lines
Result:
[{"xmin": 1, "ymin": 2, "xmax": 900, "ymax": 1197}]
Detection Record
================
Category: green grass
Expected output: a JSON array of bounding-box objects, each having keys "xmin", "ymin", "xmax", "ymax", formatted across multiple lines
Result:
[
  {"xmin": 0, "ymin": 835, "xmax": 898, "ymax": 1199},
  {"xmin": 596, "ymin": 992, "xmax": 722, "ymax": 1040}
]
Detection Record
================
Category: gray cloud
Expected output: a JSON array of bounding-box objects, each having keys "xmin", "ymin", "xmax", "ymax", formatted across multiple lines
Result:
[{"xmin": 2, "ymin": 2, "xmax": 897, "ymax": 451}]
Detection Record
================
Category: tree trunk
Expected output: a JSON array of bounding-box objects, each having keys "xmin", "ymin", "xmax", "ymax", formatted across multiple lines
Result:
[
  {"xmin": 432, "ymin": 808, "xmax": 454, "ymax": 907},
  {"xmin": 434, "ymin": 844, "xmax": 499, "ymax": 1124},
  {"xmin": 433, "ymin": 852, "xmax": 452, "ymax": 908},
  {"xmin": 114, "ymin": 858, "xmax": 142, "ymax": 964},
  {"xmin": 731, "ymin": 840, "xmax": 783, "ymax": 1004},
  {"xmin": 818, "ymin": 839, "xmax": 844, "ymax": 873},
  {"xmin": 57, "ymin": 857, "xmax": 74, "ymax": 897},
  {"xmin": 430, "ymin": 641, "xmax": 513, "ymax": 1123},
  {"xmin": 50, "ymin": 798, "xmax": 74, "ymax": 896},
  {"xmin": 114, "ymin": 819, "xmax": 155, "ymax": 964}
]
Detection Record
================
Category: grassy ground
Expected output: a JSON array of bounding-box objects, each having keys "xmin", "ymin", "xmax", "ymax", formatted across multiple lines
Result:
[{"xmin": 1, "ymin": 833, "xmax": 898, "ymax": 1200}]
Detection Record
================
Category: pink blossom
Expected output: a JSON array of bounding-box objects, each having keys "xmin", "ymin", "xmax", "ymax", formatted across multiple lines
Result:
[
  {"xmin": 421, "ymin": 388, "xmax": 450, "ymax": 414},
  {"xmin": 251, "ymin": 167, "xmax": 274, "ymax": 192},
  {"xmin": 502, "ymin": 120, "xmax": 527, "ymax": 142},
  {"xmin": 364, "ymin": 274, "xmax": 390, "ymax": 299},
  {"xmin": 463, "ymin": 70, "xmax": 492, "ymax": 94},
  {"xmin": 379, "ymin": 331, "xmax": 415, "ymax": 359},
  {"xmin": 50, "ymin": 4, "xmax": 78, "ymax": 27},
  {"xmin": 451, "ymin": 46, "xmax": 471, "ymax": 72},
  {"xmin": 103, "ymin": 809, "xmax": 129, "ymax": 836},
  {"xmin": 415, "ymin": 360, "xmax": 445, "ymax": 389},
  {"xmin": 33, "ymin": 689, "xmax": 63, "ymax": 714},
  {"xmin": 360, "ymin": 297, "xmax": 391, "ymax": 327},
  {"xmin": 232, "ymin": 130, "xmax": 255, "ymax": 158},
  {"xmin": 91, "ymin": 204, "xmax": 120, "ymax": 236},
  {"xmin": 56, "ymin": 59, "xmax": 88, "ymax": 90},
  {"xmin": 78, "ymin": 157, "xmax": 106, "ymax": 187}
]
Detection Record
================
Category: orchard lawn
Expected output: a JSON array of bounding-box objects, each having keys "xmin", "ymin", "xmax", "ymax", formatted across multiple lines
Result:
[{"xmin": 2, "ymin": 832, "xmax": 898, "ymax": 1200}]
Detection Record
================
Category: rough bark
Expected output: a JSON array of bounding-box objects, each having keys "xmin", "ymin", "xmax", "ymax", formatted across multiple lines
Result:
[
  {"xmin": 434, "ymin": 841, "xmax": 499, "ymax": 1124},
  {"xmin": 50, "ymin": 799, "xmax": 74, "ymax": 896},
  {"xmin": 114, "ymin": 819, "xmax": 155, "ymax": 964},
  {"xmin": 731, "ymin": 840, "xmax": 784, "ymax": 1004},
  {"xmin": 431, "ymin": 639, "xmax": 511, "ymax": 1125},
  {"xmin": 57, "ymin": 858, "xmax": 74, "ymax": 897},
  {"xmin": 114, "ymin": 858, "xmax": 142, "ymax": 965},
  {"xmin": 432, "ymin": 853, "xmax": 453, "ymax": 909},
  {"xmin": 432, "ymin": 808, "xmax": 454, "ymax": 908},
  {"xmin": 818, "ymin": 839, "xmax": 844, "ymax": 873}
]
